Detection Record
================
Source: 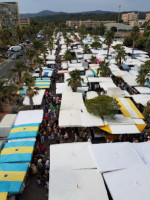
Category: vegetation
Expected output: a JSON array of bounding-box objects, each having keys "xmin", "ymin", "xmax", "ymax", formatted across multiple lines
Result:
[
  {"xmin": 97, "ymin": 60, "xmax": 111, "ymax": 77},
  {"xmin": 67, "ymin": 69, "xmax": 82, "ymax": 92},
  {"xmin": 85, "ymin": 95, "xmax": 120, "ymax": 120},
  {"xmin": 63, "ymin": 50, "xmax": 75, "ymax": 64},
  {"xmin": 143, "ymin": 101, "xmax": 150, "ymax": 126},
  {"xmin": 83, "ymin": 44, "xmax": 91, "ymax": 54},
  {"xmin": 91, "ymin": 41, "xmax": 102, "ymax": 49},
  {"xmin": 105, "ymin": 30, "xmax": 115, "ymax": 58},
  {"xmin": 114, "ymin": 44, "xmax": 126, "ymax": 67},
  {"xmin": 90, "ymin": 55, "xmax": 97, "ymax": 64},
  {"xmin": 136, "ymin": 60, "xmax": 150, "ymax": 86},
  {"xmin": 131, "ymin": 26, "xmax": 139, "ymax": 57}
]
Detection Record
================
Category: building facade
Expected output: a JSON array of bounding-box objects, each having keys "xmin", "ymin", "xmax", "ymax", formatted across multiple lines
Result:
[
  {"xmin": 20, "ymin": 18, "xmax": 30, "ymax": 27},
  {"xmin": 0, "ymin": 2, "xmax": 20, "ymax": 29},
  {"xmin": 121, "ymin": 12, "xmax": 138, "ymax": 26},
  {"xmin": 145, "ymin": 13, "xmax": 150, "ymax": 22},
  {"xmin": 66, "ymin": 20, "xmax": 116, "ymax": 28}
]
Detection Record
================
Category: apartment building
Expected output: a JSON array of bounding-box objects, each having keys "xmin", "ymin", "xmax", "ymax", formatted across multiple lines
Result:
[
  {"xmin": 66, "ymin": 20, "xmax": 116, "ymax": 28},
  {"xmin": 145, "ymin": 13, "xmax": 150, "ymax": 22},
  {"xmin": 20, "ymin": 18, "xmax": 30, "ymax": 27},
  {"xmin": 0, "ymin": 2, "xmax": 20, "ymax": 29},
  {"xmin": 122, "ymin": 12, "xmax": 138, "ymax": 26}
]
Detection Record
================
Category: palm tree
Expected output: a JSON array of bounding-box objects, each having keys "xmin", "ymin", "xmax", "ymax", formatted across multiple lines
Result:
[
  {"xmin": 67, "ymin": 70, "xmax": 83, "ymax": 92},
  {"xmin": 23, "ymin": 73, "xmax": 39, "ymax": 109},
  {"xmin": 91, "ymin": 41, "xmax": 102, "ymax": 50},
  {"xmin": 48, "ymin": 38, "xmax": 54, "ymax": 55},
  {"xmin": 34, "ymin": 57, "xmax": 44, "ymax": 80},
  {"xmin": 114, "ymin": 45, "xmax": 126, "ymax": 67},
  {"xmin": 136, "ymin": 61, "xmax": 150, "ymax": 86},
  {"xmin": 40, "ymin": 45, "xmax": 47, "ymax": 65},
  {"xmin": 12, "ymin": 60, "xmax": 28, "ymax": 83},
  {"xmin": 63, "ymin": 50, "xmax": 74, "ymax": 67},
  {"xmin": 105, "ymin": 30, "xmax": 115, "ymax": 59},
  {"xmin": 65, "ymin": 37, "xmax": 73, "ymax": 49},
  {"xmin": 26, "ymin": 48, "xmax": 37, "ymax": 67},
  {"xmin": 131, "ymin": 26, "xmax": 139, "ymax": 58},
  {"xmin": 97, "ymin": 60, "xmax": 111, "ymax": 77},
  {"xmin": 0, "ymin": 78, "xmax": 18, "ymax": 112},
  {"xmin": 90, "ymin": 56, "xmax": 97, "ymax": 64},
  {"xmin": 83, "ymin": 44, "xmax": 90, "ymax": 54}
]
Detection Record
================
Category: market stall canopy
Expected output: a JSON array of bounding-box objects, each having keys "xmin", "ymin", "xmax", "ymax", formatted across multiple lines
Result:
[
  {"xmin": 90, "ymin": 142, "xmax": 144, "ymax": 173},
  {"xmin": 134, "ymin": 87, "xmax": 150, "ymax": 94},
  {"xmin": 49, "ymin": 169, "xmax": 109, "ymax": 200},
  {"xmin": 131, "ymin": 94, "xmax": 150, "ymax": 106},
  {"xmin": 14, "ymin": 110, "xmax": 43, "ymax": 126},
  {"xmin": 35, "ymin": 78, "xmax": 51, "ymax": 88},
  {"xmin": 0, "ymin": 163, "xmax": 28, "ymax": 193},
  {"xmin": 86, "ymin": 91, "xmax": 98, "ymax": 99},
  {"xmin": 56, "ymin": 83, "xmax": 72, "ymax": 94},
  {"xmin": 23, "ymin": 90, "xmax": 45, "ymax": 106},
  {"xmin": 99, "ymin": 82, "xmax": 118, "ymax": 91},
  {"xmin": 8, "ymin": 123, "xmax": 40, "ymax": 140},
  {"xmin": 0, "ymin": 182, "xmax": 9, "ymax": 200},
  {"xmin": 0, "ymin": 114, "xmax": 16, "ymax": 137},
  {"xmin": 103, "ymin": 164, "xmax": 150, "ymax": 200},
  {"xmin": 50, "ymin": 143, "xmax": 96, "ymax": 171},
  {"xmin": 0, "ymin": 141, "xmax": 35, "ymax": 163},
  {"xmin": 88, "ymin": 77, "xmax": 113, "ymax": 83},
  {"xmin": 121, "ymin": 74, "xmax": 139, "ymax": 86},
  {"xmin": 116, "ymin": 98, "xmax": 144, "ymax": 119}
]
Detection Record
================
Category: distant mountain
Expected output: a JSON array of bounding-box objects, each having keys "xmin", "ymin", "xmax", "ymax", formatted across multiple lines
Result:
[
  {"xmin": 20, "ymin": 10, "xmax": 116, "ymax": 18},
  {"xmin": 20, "ymin": 10, "xmax": 65, "ymax": 18}
]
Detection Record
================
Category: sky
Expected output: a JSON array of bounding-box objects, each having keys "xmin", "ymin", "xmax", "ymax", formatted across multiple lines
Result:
[{"xmin": 2, "ymin": 0, "xmax": 150, "ymax": 13}]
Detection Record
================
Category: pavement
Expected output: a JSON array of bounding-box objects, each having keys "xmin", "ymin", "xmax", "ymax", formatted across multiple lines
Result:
[{"xmin": 0, "ymin": 56, "xmax": 27, "ymax": 79}]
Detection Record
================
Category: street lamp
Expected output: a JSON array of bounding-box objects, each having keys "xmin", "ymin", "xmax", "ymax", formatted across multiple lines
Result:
[{"xmin": 118, "ymin": 5, "xmax": 121, "ymax": 23}]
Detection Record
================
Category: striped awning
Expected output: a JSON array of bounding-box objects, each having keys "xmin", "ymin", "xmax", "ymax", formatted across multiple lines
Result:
[
  {"xmin": 35, "ymin": 78, "xmax": 51, "ymax": 88},
  {"xmin": 8, "ymin": 123, "xmax": 40, "ymax": 140},
  {"xmin": 0, "ymin": 141, "xmax": 35, "ymax": 163},
  {"xmin": 0, "ymin": 163, "xmax": 28, "ymax": 193}
]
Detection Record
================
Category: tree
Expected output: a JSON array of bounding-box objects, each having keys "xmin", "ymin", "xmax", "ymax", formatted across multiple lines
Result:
[
  {"xmin": 33, "ymin": 40, "xmax": 43, "ymax": 55},
  {"xmin": 96, "ymin": 23, "xmax": 106, "ymax": 36},
  {"xmin": 91, "ymin": 41, "xmax": 102, "ymax": 49},
  {"xmin": 143, "ymin": 25, "xmax": 150, "ymax": 37},
  {"xmin": 114, "ymin": 44, "xmax": 126, "ymax": 67},
  {"xmin": 63, "ymin": 50, "xmax": 74, "ymax": 66},
  {"xmin": 85, "ymin": 95, "xmax": 120, "ymax": 120},
  {"xmin": 0, "ymin": 78, "xmax": 18, "ymax": 112},
  {"xmin": 12, "ymin": 60, "xmax": 28, "ymax": 83},
  {"xmin": 97, "ymin": 60, "xmax": 111, "ymax": 77},
  {"xmin": 67, "ymin": 70, "xmax": 82, "ymax": 92},
  {"xmin": 110, "ymin": 26, "xmax": 117, "ymax": 33},
  {"xmin": 65, "ymin": 37, "xmax": 73, "ymax": 49},
  {"xmin": 123, "ymin": 35, "xmax": 133, "ymax": 47},
  {"xmin": 135, "ymin": 35, "xmax": 147, "ymax": 50},
  {"xmin": 90, "ymin": 55, "xmax": 97, "ymax": 64},
  {"xmin": 143, "ymin": 101, "xmax": 150, "ymax": 126},
  {"xmin": 23, "ymin": 73, "xmax": 39, "ymax": 109},
  {"xmin": 40, "ymin": 45, "xmax": 47, "ymax": 65},
  {"xmin": 105, "ymin": 30, "xmax": 115, "ymax": 59},
  {"xmin": 26, "ymin": 48, "xmax": 37, "ymax": 67},
  {"xmin": 83, "ymin": 44, "xmax": 90, "ymax": 54},
  {"xmin": 48, "ymin": 38, "xmax": 54, "ymax": 55},
  {"xmin": 131, "ymin": 26, "xmax": 139, "ymax": 58},
  {"xmin": 34, "ymin": 57, "xmax": 44, "ymax": 80},
  {"xmin": 144, "ymin": 37, "xmax": 150, "ymax": 51},
  {"xmin": 136, "ymin": 60, "xmax": 150, "ymax": 86}
]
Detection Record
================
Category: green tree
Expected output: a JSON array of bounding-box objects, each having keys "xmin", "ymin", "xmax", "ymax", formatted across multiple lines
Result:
[
  {"xmin": 136, "ymin": 60, "xmax": 150, "ymax": 86},
  {"xmin": 85, "ymin": 95, "xmax": 120, "ymax": 120},
  {"xmin": 123, "ymin": 35, "xmax": 133, "ymax": 47},
  {"xmin": 131, "ymin": 26, "xmax": 139, "ymax": 58},
  {"xmin": 97, "ymin": 60, "xmax": 111, "ymax": 77},
  {"xmin": 114, "ymin": 44, "xmax": 126, "ymax": 67},
  {"xmin": 105, "ymin": 30, "xmax": 115, "ymax": 58},
  {"xmin": 65, "ymin": 37, "xmax": 73, "ymax": 49},
  {"xmin": 143, "ymin": 101, "xmax": 150, "ymax": 126},
  {"xmin": 91, "ymin": 41, "xmax": 102, "ymax": 49},
  {"xmin": 26, "ymin": 48, "xmax": 37, "ymax": 67},
  {"xmin": 67, "ymin": 69, "xmax": 82, "ymax": 92},
  {"xmin": 23, "ymin": 73, "xmax": 39, "ymax": 110},
  {"xmin": 83, "ymin": 44, "xmax": 90, "ymax": 54},
  {"xmin": 48, "ymin": 38, "xmax": 54, "ymax": 55},
  {"xmin": 12, "ymin": 60, "xmax": 28, "ymax": 83},
  {"xmin": 63, "ymin": 50, "xmax": 74, "ymax": 66},
  {"xmin": 34, "ymin": 57, "xmax": 44, "ymax": 80},
  {"xmin": 144, "ymin": 37, "xmax": 150, "ymax": 51},
  {"xmin": 135, "ymin": 35, "xmax": 147, "ymax": 50},
  {"xmin": 33, "ymin": 40, "xmax": 43, "ymax": 55},
  {"xmin": 96, "ymin": 23, "xmax": 106, "ymax": 36},
  {"xmin": 90, "ymin": 55, "xmax": 97, "ymax": 64},
  {"xmin": 143, "ymin": 25, "xmax": 150, "ymax": 37},
  {"xmin": 0, "ymin": 78, "xmax": 18, "ymax": 112}
]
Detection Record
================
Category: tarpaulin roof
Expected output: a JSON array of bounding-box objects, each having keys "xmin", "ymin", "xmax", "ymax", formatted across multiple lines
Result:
[
  {"xmin": 8, "ymin": 123, "xmax": 39, "ymax": 139},
  {"xmin": 23, "ymin": 90, "xmax": 45, "ymax": 106},
  {"xmin": 0, "ymin": 163, "xmax": 29, "ymax": 193},
  {"xmin": 0, "ymin": 141, "xmax": 35, "ymax": 163},
  {"xmin": 0, "ymin": 182, "xmax": 9, "ymax": 200},
  {"xmin": 35, "ymin": 78, "xmax": 51, "ymax": 88}
]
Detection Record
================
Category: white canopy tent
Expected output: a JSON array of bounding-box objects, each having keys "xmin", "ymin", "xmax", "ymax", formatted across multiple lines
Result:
[
  {"xmin": 50, "ymin": 143, "xmax": 96, "ymax": 171},
  {"xmin": 0, "ymin": 114, "xmax": 16, "ymax": 137},
  {"xmin": 88, "ymin": 77, "xmax": 113, "ymax": 83},
  {"xmin": 103, "ymin": 165, "xmax": 150, "ymax": 200},
  {"xmin": 134, "ymin": 87, "xmax": 150, "ymax": 94},
  {"xmin": 86, "ymin": 91, "xmax": 98, "ymax": 99},
  {"xmin": 90, "ymin": 142, "xmax": 144, "ymax": 173},
  {"xmin": 14, "ymin": 110, "xmax": 44, "ymax": 126},
  {"xmin": 23, "ymin": 90, "xmax": 45, "ymax": 106},
  {"xmin": 122, "ymin": 74, "xmax": 139, "ymax": 86},
  {"xmin": 56, "ymin": 83, "xmax": 72, "ymax": 94},
  {"xmin": 131, "ymin": 94, "xmax": 150, "ymax": 106},
  {"xmin": 99, "ymin": 82, "xmax": 118, "ymax": 91},
  {"xmin": 49, "ymin": 169, "xmax": 109, "ymax": 200}
]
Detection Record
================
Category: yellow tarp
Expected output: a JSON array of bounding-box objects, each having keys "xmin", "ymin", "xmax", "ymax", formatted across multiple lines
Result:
[
  {"xmin": 0, "ymin": 171, "xmax": 26, "ymax": 181},
  {"xmin": 99, "ymin": 125, "xmax": 112, "ymax": 134},
  {"xmin": 1, "ymin": 147, "xmax": 34, "ymax": 155},
  {"xmin": 10, "ymin": 126, "xmax": 39, "ymax": 134},
  {"xmin": 0, "ymin": 192, "xmax": 8, "ymax": 200}
]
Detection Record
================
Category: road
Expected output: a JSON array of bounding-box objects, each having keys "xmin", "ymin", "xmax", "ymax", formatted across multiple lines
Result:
[{"xmin": 0, "ymin": 56, "xmax": 27, "ymax": 79}]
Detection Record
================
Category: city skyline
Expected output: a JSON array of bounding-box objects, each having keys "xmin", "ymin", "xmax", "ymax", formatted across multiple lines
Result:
[{"xmin": 1, "ymin": 0, "xmax": 149, "ymax": 14}]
